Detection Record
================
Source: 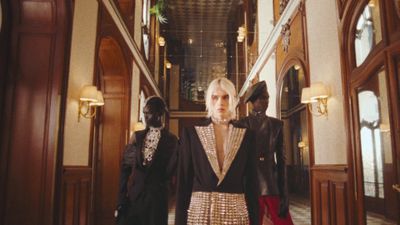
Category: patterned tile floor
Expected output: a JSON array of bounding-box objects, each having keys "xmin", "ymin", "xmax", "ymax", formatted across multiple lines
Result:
[
  {"xmin": 167, "ymin": 195, "xmax": 397, "ymax": 224},
  {"xmin": 289, "ymin": 195, "xmax": 311, "ymax": 225},
  {"xmin": 366, "ymin": 212, "xmax": 397, "ymax": 225}
]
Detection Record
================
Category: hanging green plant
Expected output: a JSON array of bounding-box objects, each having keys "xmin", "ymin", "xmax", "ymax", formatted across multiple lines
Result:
[{"xmin": 150, "ymin": 0, "xmax": 168, "ymax": 24}]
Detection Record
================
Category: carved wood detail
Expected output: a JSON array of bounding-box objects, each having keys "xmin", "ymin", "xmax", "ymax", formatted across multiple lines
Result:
[
  {"xmin": 60, "ymin": 167, "xmax": 92, "ymax": 225},
  {"xmin": 0, "ymin": 1, "xmax": 70, "ymax": 225},
  {"xmin": 311, "ymin": 165, "xmax": 350, "ymax": 225}
]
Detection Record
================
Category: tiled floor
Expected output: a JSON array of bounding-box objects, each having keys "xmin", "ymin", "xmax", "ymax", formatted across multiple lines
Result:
[
  {"xmin": 289, "ymin": 195, "xmax": 311, "ymax": 225},
  {"xmin": 167, "ymin": 195, "xmax": 397, "ymax": 224},
  {"xmin": 366, "ymin": 212, "xmax": 397, "ymax": 225}
]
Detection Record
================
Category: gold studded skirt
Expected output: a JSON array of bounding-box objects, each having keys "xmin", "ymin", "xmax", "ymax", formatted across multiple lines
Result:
[{"xmin": 187, "ymin": 191, "xmax": 249, "ymax": 225}]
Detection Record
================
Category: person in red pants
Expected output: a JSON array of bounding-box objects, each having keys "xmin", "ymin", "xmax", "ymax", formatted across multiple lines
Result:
[{"xmin": 238, "ymin": 81, "xmax": 294, "ymax": 225}]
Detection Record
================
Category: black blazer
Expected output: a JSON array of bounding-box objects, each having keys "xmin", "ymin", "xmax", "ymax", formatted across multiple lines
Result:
[
  {"xmin": 237, "ymin": 115, "xmax": 287, "ymax": 197},
  {"xmin": 175, "ymin": 119, "xmax": 259, "ymax": 225},
  {"xmin": 117, "ymin": 128, "xmax": 178, "ymax": 207}
]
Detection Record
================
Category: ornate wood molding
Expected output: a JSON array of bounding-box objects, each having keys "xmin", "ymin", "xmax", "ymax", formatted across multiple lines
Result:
[
  {"xmin": 60, "ymin": 167, "xmax": 92, "ymax": 225},
  {"xmin": 281, "ymin": 19, "xmax": 291, "ymax": 53},
  {"xmin": 279, "ymin": 0, "xmax": 290, "ymax": 15},
  {"xmin": 311, "ymin": 164, "xmax": 350, "ymax": 224}
]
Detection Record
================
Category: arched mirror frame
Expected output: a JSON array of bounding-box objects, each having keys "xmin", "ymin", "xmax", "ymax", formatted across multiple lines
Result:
[
  {"xmin": 277, "ymin": 57, "xmax": 314, "ymax": 163},
  {"xmin": 342, "ymin": 0, "xmax": 400, "ymax": 224},
  {"xmin": 276, "ymin": 57, "xmax": 315, "ymax": 216}
]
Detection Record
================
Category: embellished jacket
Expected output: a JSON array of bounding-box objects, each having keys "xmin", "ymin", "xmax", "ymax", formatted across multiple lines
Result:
[
  {"xmin": 117, "ymin": 128, "xmax": 178, "ymax": 207},
  {"xmin": 175, "ymin": 119, "xmax": 259, "ymax": 225}
]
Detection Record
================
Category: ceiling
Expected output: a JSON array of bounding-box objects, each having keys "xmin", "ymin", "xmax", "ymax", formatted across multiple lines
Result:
[{"xmin": 163, "ymin": 0, "xmax": 241, "ymax": 98}]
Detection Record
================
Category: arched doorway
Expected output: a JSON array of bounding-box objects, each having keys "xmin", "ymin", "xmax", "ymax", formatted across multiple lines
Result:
[
  {"xmin": 93, "ymin": 37, "xmax": 131, "ymax": 225},
  {"xmin": 278, "ymin": 62, "xmax": 312, "ymax": 223}
]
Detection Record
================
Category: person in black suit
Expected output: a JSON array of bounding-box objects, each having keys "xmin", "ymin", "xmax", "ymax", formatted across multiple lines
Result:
[
  {"xmin": 115, "ymin": 96, "xmax": 178, "ymax": 225},
  {"xmin": 175, "ymin": 78, "xmax": 259, "ymax": 225},
  {"xmin": 238, "ymin": 81, "xmax": 294, "ymax": 225}
]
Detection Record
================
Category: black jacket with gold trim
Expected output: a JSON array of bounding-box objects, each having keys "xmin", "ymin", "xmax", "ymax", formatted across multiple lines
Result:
[{"xmin": 175, "ymin": 119, "xmax": 259, "ymax": 225}]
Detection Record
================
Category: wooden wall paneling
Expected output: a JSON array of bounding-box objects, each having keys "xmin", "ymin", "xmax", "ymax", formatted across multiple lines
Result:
[
  {"xmin": 273, "ymin": 0, "xmax": 280, "ymax": 22},
  {"xmin": 311, "ymin": 165, "xmax": 349, "ymax": 225},
  {"xmin": 383, "ymin": 0, "xmax": 400, "ymax": 44},
  {"xmin": 116, "ymin": 0, "xmax": 135, "ymax": 35},
  {"xmin": 60, "ymin": 167, "xmax": 92, "ymax": 225},
  {"xmin": 0, "ymin": 0, "xmax": 70, "ymax": 225},
  {"xmin": 93, "ymin": 36, "xmax": 130, "ymax": 225},
  {"xmin": 332, "ymin": 181, "xmax": 348, "ymax": 225},
  {"xmin": 0, "ymin": 0, "xmax": 9, "ymax": 123},
  {"xmin": 0, "ymin": 0, "xmax": 11, "ymax": 220}
]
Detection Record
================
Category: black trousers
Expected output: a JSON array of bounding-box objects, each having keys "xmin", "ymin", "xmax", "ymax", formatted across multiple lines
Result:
[{"xmin": 117, "ymin": 191, "xmax": 169, "ymax": 225}]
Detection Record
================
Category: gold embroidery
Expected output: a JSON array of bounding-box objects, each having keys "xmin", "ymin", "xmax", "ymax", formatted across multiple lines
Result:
[
  {"xmin": 219, "ymin": 126, "xmax": 246, "ymax": 185},
  {"xmin": 195, "ymin": 124, "xmax": 246, "ymax": 185},
  {"xmin": 195, "ymin": 125, "xmax": 222, "ymax": 182},
  {"xmin": 187, "ymin": 192, "xmax": 249, "ymax": 225}
]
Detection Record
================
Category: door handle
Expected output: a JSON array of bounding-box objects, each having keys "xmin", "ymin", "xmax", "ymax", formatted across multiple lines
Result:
[{"xmin": 393, "ymin": 184, "xmax": 400, "ymax": 192}]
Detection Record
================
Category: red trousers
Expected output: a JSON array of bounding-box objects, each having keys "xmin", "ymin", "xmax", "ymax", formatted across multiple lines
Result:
[{"xmin": 258, "ymin": 196, "xmax": 294, "ymax": 225}]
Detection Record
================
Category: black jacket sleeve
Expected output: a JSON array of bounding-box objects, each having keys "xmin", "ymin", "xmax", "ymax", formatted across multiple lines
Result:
[
  {"xmin": 175, "ymin": 128, "xmax": 194, "ymax": 225},
  {"xmin": 116, "ymin": 139, "xmax": 137, "ymax": 207},
  {"xmin": 275, "ymin": 123, "xmax": 287, "ymax": 199},
  {"xmin": 166, "ymin": 134, "xmax": 179, "ymax": 179},
  {"xmin": 244, "ymin": 130, "xmax": 260, "ymax": 225}
]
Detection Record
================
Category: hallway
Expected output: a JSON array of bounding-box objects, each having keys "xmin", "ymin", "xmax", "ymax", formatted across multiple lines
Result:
[{"xmin": 1, "ymin": 0, "xmax": 400, "ymax": 225}]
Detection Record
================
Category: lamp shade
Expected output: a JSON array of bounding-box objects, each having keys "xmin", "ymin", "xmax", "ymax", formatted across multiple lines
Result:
[
  {"xmin": 134, "ymin": 122, "xmax": 145, "ymax": 131},
  {"xmin": 89, "ymin": 91, "xmax": 105, "ymax": 106},
  {"xmin": 80, "ymin": 85, "xmax": 98, "ymax": 102},
  {"xmin": 310, "ymin": 82, "xmax": 329, "ymax": 99},
  {"xmin": 301, "ymin": 87, "xmax": 317, "ymax": 103},
  {"xmin": 158, "ymin": 36, "xmax": 165, "ymax": 46}
]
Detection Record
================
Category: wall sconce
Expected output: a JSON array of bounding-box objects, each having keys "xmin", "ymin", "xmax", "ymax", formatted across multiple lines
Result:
[
  {"xmin": 298, "ymin": 141, "xmax": 307, "ymax": 150},
  {"xmin": 165, "ymin": 61, "xmax": 172, "ymax": 69},
  {"xmin": 237, "ymin": 26, "xmax": 246, "ymax": 42},
  {"xmin": 301, "ymin": 82, "xmax": 329, "ymax": 117},
  {"xmin": 78, "ymin": 85, "xmax": 104, "ymax": 122},
  {"xmin": 134, "ymin": 122, "xmax": 145, "ymax": 131},
  {"xmin": 158, "ymin": 36, "xmax": 165, "ymax": 46}
]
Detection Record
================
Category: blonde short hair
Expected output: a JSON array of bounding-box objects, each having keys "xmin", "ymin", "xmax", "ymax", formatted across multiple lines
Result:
[{"xmin": 205, "ymin": 77, "xmax": 238, "ymax": 119}]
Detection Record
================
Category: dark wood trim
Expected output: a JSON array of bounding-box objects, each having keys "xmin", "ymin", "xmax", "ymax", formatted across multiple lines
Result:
[
  {"xmin": 53, "ymin": 0, "xmax": 74, "ymax": 224},
  {"xmin": 338, "ymin": 0, "xmax": 400, "ymax": 223},
  {"xmin": 0, "ymin": 0, "xmax": 10, "ymax": 222},
  {"xmin": 0, "ymin": 1, "xmax": 70, "ymax": 224},
  {"xmin": 311, "ymin": 164, "xmax": 348, "ymax": 172},
  {"xmin": 60, "ymin": 167, "xmax": 92, "ymax": 225},
  {"xmin": 311, "ymin": 164, "xmax": 349, "ymax": 225},
  {"xmin": 336, "ymin": 0, "xmax": 345, "ymax": 20}
]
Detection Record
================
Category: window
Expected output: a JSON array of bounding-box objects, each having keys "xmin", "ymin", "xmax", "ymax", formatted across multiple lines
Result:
[
  {"xmin": 142, "ymin": 0, "xmax": 151, "ymax": 60},
  {"xmin": 354, "ymin": 0, "xmax": 382, "ymax": 66}
]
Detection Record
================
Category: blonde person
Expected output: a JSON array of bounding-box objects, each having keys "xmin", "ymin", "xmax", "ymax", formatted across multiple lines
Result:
[{"xmin": 175, "ymin": 77, "xmax": 259, "ymax": 225}]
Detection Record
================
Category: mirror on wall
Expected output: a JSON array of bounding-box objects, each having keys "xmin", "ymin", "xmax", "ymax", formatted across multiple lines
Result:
[{"xmin": 280, "ymin": 64, "xmax": 311, "ymax": 223}]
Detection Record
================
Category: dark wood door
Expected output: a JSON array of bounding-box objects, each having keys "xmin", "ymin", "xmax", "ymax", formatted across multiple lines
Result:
[
  {"xmin": 93, "ymin": 37, "xmax": 130, "ymax": 225},
  {"xmin": 0, "ymin": 1, "xmax": 70, "ymax": 225}
]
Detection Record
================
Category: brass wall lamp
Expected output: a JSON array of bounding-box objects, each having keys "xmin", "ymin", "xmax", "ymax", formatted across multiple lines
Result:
[
  {"xmin": 78, "ymin": 85, "xmax": 104, "ymax": 122},
  {"xmin": 301, "ymin": 82, "xmax": 329, "ymax": 117}
]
